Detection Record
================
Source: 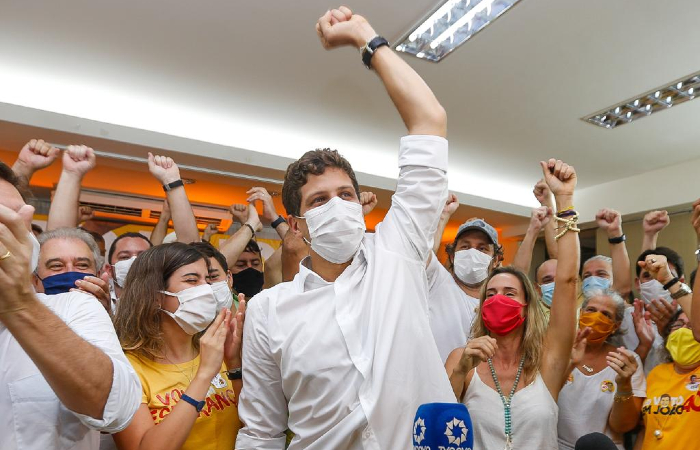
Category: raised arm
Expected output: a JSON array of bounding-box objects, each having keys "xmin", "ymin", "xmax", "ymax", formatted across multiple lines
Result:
[
  {"xmin": 533, "ymin": 179, "xmax": 558, "ymax": 258},
  {"xmin": 639, "ymin": 254, "xmax": 691, "ymax": 320},
  {"xmin": 219, "ymin": 204, "xmax": 262, "ymax": 269},
  {"xmin": 150, "ymin": 199, "xmax": 171, "ymax": 246},
  {"xmin": 47, "ymin": 145, "xmax": 96, "ymax": 230},
  {"xmin": 641, "ymin": 210, "xmax": 670, "ymax": 253},
  {"xmin": 692, "ymin": 199, "xmax": 700, "ymax": 340},
  {"xmin": 246, "ymin": 187, "xmax": 289, "ymax": 239},
  {"xmin": 541, "ymin": 159, "xmax": 580, "ymax": 399},
  {"xmin": 147, "ymin": 153, "xmax": 200, "ymax": 244},
  {"xmin": 596, "ymin": 208, "xmax": 632, "ymax": 298},
  {"xmin": 11, "ymin": 139, "xmax": 60, "ymax": 185},
  {"xmin": 512, "ymin": 206, "xmax": 551, "ymax": 274},
  {"xmin": 433, "ymin": 193, "xmax": 459, "ymax": 255}
]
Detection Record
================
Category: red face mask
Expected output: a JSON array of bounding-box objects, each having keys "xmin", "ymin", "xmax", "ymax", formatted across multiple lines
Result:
[{"xmin": 481, "ymin": 294, "xmax": 526, "ymax": 336}]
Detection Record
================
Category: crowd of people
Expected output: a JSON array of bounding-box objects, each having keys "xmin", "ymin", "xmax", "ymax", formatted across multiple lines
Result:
[{"xmin": 1, "ymin": 6, "xmax": 700, "ymax": 450}]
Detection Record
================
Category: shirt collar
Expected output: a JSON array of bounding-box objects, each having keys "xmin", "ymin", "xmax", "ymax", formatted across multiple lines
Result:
[{"xmin": 293, "ymin": 242, "xmax": 368, "ymax": 293}]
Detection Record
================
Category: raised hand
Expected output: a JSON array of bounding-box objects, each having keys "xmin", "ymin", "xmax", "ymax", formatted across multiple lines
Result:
[
  {"xmin": 595, "ymin": 208, "xmax": 623, "ymax": 237},
  {"xmin": 63, "ymin": 145, "xmax": 96, "ymax": 178},
  {"xmin": 632, "ymin": 299, "xmax": 655, "ymax": 350},
  {"xmin": 315, "ymin": 6, "xmax": 376, "ymax": 50},
  {"xmin": 638, "ymin": 254, "xmax": 675, "ymax": 285},
  {"xmin": 457, "ymin": 335, "xmax": 498, "ymax": 374},
  {"xmin": 533, "ymin": 179, "xmax": 554, "ymax": 207},
  {"xmin": 224, "ymin": 296, "xmax": 246, "ymax": 370},
  {"xmin": 196, "ymin": 308, "xmax": 231, "ymax": 381},
  {"xmin": 606, "ymin": 347, "xmax": 638, "ymax": 385},
  {"xmin": 147, "ymin": 152, "xmax": 180, "ymax": 185},
  {"xmin": 246, "ymin": 187, "xmax": 278, "ymax": 225},
  {"xmin": 202, "ymin": 224, "xmax": 219, "ymax": 242},
  {"xmin": 570, "ymin": 327, "xmax": 592, "ymax": 369},
  {"xmin": 643, "ymin": 210, "xmax": 670, "ymax": 235},
  {"xmin": 229, "ymin": 204, "xmax": 247, "ymax": 225},
  {"xmin": 16, "ymin": 139, "xmax": 60, "ymax": 172},
  {"xmin": 360, "ymin": 191, "xmax": 378, "ymax": 216},
  {"xmin": 691, "ymin": 200, "xmax": 700, "ymax": 242},
  {"xmin": 646, "ymin": 298, "xmax": 677, "ymax": 334},
  {"xmin": 539, "ymin": 159, "xmax": 577, "ymax": 198},
  {"xmin": 0, "ymin": 203, "xmax": 37, "ymax": 321},
  {"xmin": 79, "ymin": 206, "xmax": 95, "ymax": 223},
  {"xmin": 529, "ymin": 206, "xmax": 552, "ymax": 233},
  {"xmin": 441, "ymin": 193, "xmax": 459, "ymax": 219}
]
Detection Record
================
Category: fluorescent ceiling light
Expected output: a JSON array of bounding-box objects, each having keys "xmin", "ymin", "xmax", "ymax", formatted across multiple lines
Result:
[
  {"xmin": 584, "ymin": 71, "xmax": 700, "ymax": 129},
  {"xmin": 394, "ymin": 0, "xmax": 523, "ymax": 62}
]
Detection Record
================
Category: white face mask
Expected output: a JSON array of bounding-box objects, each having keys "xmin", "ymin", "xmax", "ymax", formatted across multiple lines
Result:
[
  {"xmin": 453, "ymin": 248, "xmax": 492, "ymax": 285},
  {"xmin": 29, "ymin": 231, "xmax": 40, "ymax": 273},
  {"xmin": 300, "ymin": 196, "xmax": 366, "ymax": 264},
  {"xmin": 113, "ymin": 256, "xmax": 137, "ymax": 288},
  {"xmin": 639, "ymin": 279, "xmax": 672, "ymax": 304},
  {"xmin": 160, "ymin": 284, "xmax": 217, "ymax": 335},
  {"xmin": 211, "ymin": 280, "xmax": 234, "ymax": 313}
]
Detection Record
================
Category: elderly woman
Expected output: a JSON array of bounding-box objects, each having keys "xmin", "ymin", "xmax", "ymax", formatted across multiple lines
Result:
[
  {"xmin": 635, "ymin": 309, "xmax": 700, "ymax": 449},
  {"xmin": 445, "ymin": 159, "xmax": 580, "ymax": 449},
  {"xmin": 557, "ymin": 289, "xmax": 646, "ymax": 449}
]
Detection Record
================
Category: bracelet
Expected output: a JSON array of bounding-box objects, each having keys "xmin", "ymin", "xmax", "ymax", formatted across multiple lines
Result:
[
  {"xmin": 180, "ymin": 393, "xmax": 205, "ymax": 412},
  {"xmin": 553, "ymin": 213, "xmax": 580, "ymax": 240},
  {"xmin": 614, "ymin": 392, "xmax": 634, "ymax": 403},
  {"xmin": 663, "ymin": 277, "xmax": 680, "ymax": 290},
  {"xmin": 271, "ymin": 215, "xmax": 287, "ymax": 229},
  {"xmin": 243, "ymin": 223, "xmax": 255, "ymax": 237},
  {"xmin": 608, "ymin": 234, "xmax": 626, "ymax": 244},
  {"xmin": 557, "ymin": 209, "xmax": 577, "ymax": 218},
  {"xmin": 226, "ymin": 367, "xmax": 242, "ymax": 380},
  {"xmin": 162, "ymin": 179, "xmax": 184, "ymax": 192},
  {"xmin": 557, "ymin": 205, "xmax": 574, "ymax": 215}
]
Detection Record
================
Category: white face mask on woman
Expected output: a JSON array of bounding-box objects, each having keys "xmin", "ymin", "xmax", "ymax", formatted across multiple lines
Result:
[
  {"xmin": 453, "ymin": 248, "xmax": 492, "ymax": 285},
  {"xmin": 160, "ymin": 284, "xmax": 217, "ymax": 335},
  {"xmin": 211, "ymin": 280, "xmax": 234, "ymax": 312},
  {"xmin": 299, "ymin": 196, "xmax": 366, "ymax": 264}
]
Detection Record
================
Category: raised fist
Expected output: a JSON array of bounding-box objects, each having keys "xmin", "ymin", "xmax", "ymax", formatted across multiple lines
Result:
[
  {"xmin": 316, "ymin": 6, "xmax": 376, "ymax": 50},
  {"xmin": 246, "ymin": 187, "xmax": 278, "ymax": 225},
  {"xmin": 529, "ymin": 206, "xmax": 552, "ymax": 232},
  {"xmin": 643, "ymin": 210, "xmax": 670, "ymax": 235},
  {"xmin": 147, "ymin": 153, "xmax": 180, "ymax": 185},
  {"xmin": 540, "ymin": 159, "xmax": 576, "ymax": 197},
  {"xmin": 17, "ymin": 139, "xmax": 60, "ymax": 172},
  {"xmin": 63, "ymin": 145, "xmax": 96, "ymax": 177},
  {"xmin": 533, "ymin": 179, "xmax": 553, "ymax": 207},
  {"xmin": 360, "ymin": 191, "xmax": 378, "ymax": 216},
  {"xmin": 595, "ymin": 208, "xmax": 622, "ymax": 237},
  {"xmin": 638, "ymin": 254, "xmax": 675, "ymax": 286},
  {"xmin": 441, "ymin": 193, "xmax": 459, "ymax": 219}
]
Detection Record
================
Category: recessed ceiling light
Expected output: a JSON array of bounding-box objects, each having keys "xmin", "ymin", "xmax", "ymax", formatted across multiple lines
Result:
[
  {"xmin": 394, "ymin": 0, "xmax": 523, "ymax": 62},
  {"xmin": 583, "ymin": 70, "xmax": 700, "ymax": 129}
]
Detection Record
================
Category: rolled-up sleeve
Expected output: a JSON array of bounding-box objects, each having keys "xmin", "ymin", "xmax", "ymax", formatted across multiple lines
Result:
[
  {"xmin": 377, "ymin": 135, "xmax": 449, "ymax": 262},
  {"xmin": 61, "ymin": 293, "xmax": 141, "ymax": 432},
  {"xmin": 236, "ymin": 295, "xmax": 287, "ymax": 450}
]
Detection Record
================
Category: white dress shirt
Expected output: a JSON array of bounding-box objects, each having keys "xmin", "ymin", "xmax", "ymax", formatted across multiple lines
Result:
[
  {"xmin": 236, "ymin": 135, "xmax": 455, "ymax": 450},
  {"xmin": 0, "ymin": 291, "xmax": 141, "ymax": 450},
  {"xmin": 427, "ymin": 256, "xmax": 479, "ymax": 363}
]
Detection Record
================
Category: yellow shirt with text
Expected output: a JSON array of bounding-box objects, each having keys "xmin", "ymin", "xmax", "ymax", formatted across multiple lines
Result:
[
  {"xmin": 126, "ymin": 352, "xmax": 240, "ymax": 450},
  {"xmin": 641, "ymin": 362, "xmax": 700, "ymax": 449}
]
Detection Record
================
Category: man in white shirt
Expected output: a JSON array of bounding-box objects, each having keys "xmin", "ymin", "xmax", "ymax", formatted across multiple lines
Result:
[
  {"xmin": 235, "ymin": 7, "xmax": 454, "ymax": 450},
  {"xmin": 0, "ymin": 162, "xmax": 141, "ymax": 450}
]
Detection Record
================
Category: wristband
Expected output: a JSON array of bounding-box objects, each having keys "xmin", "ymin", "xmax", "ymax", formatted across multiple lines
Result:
[
  {"xmin": 271, "ymin": 215, "xmax": 287, "ymax": 229},
  {"xmin": 243, "ymin": 223, "xmax": 256, "ymax": 237},
  {"xmin": 663, "ymin": 277, "xmax": 680, "ymax": 290},
  {"xmin": 163, "ymin": 179, "xmax": 184, "ymax": 192},
  {"xmin": 608, "ymin": 234, "xmax": 626, "ymax": 244},
  {"xmin": 180, "ymin": 393, "xmax": 205, "ymax": 412},
  {"xmin": 226, "ymin": 368, "xmax": 242, "ymax": 380},
  {"xmin": 361, "ymin": 36, "xmax": 389, "ymax": 69}
]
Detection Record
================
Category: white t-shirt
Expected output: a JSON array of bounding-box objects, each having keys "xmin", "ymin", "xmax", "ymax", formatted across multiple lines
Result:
[
  {"xmin": 557, "ymin": 352, "xmax": 646, "ymax": 450},
  {"xmin": 426, "ymin": 255, "xmax": 479, "ymax": 362}
]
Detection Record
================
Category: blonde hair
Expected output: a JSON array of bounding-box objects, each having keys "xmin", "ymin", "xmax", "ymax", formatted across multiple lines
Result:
[{"xmin": 471, "ymin": 266, "xmax": 548, "ymax": 378}]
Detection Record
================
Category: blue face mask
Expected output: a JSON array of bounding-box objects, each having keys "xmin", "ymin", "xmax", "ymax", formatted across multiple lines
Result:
[
  {"xmin": 582, "ymin": 275, "xmax": 611, "ymax": 293},
  {"xmin": 40, "ymin": 271, "xmax": 93, "ymax": 296},
  {"xmin": 540, "ymin": 282, "xmax": 555, "ymax": 307}
]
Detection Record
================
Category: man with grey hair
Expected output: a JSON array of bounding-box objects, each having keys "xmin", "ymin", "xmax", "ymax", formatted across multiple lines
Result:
[{"xmin": 33, "ymin": 227, "xmax": 112, "ymax": 309}]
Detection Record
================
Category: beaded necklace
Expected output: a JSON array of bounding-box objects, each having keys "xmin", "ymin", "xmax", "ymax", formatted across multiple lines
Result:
[{"xmin": 487, "ymin": 354, "xmax": 526, "ymax": 450}]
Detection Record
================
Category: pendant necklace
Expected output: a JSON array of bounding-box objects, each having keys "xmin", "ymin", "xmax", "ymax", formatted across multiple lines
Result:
[
  {"xmin": 488, "ymin": 354, "xmax": 526, "ymax": 450},
  {"xmin": 582, "ymin": 364, "xmax": 594, "ymax": 374}
]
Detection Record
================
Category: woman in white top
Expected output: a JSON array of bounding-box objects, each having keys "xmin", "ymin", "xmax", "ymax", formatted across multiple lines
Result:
[
  {"xmin": 446, "ymin": 159, "xmax": 581, "ymax": 450},
  {"xmin": 558, "ymin": 289, "xmax": 646, "ymax": 450}
]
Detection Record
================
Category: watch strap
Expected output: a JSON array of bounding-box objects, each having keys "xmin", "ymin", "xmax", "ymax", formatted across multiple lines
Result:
[
  {"xmin": 663, "ymin": 277, "xmax": 680, "ymax": 290},
  {"xmin": 271, "ymin": 215, "xmax": 287, "ymax": 229},
  {"xmin": 163, "ymin": 179, "xmax": 184, "ymax": 192},
  {"xmin": 180, "ymin": 393, "xmax": 205, "ymax": 412},
  {"xmin": 243, "ymin": 223, "xmax": 256, "ymax": 237},
  {"xmin": 226, "ymin": 367, "xmax": 243, "ymax": 380},
  {"xmin": 608, "ymin": 234, "xmax": 626, "ymax": 244},
  {"xmin": 670, "ymin": 284, "xmax": 692, "ymax": 300},
  {"xmin": 361, "ymin": 36, "xmax": 389, "ymax": 69}
]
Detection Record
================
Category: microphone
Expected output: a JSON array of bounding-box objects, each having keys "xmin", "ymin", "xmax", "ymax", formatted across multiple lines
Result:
[
  {"xmin": 575, "ymin": 432, "xmax": 617, "ymax": 450},
  {"xmin": 413, "ymin": 403, "xmax": 474, "ymax": 450}
]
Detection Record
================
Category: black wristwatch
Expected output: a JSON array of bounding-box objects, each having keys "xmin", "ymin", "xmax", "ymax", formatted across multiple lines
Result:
[
  {"xmin": 226, "ymin": 368, "xmax": 242, "ymax": 380},
  {"xmin": 361, "ymin": 36, "xmax": 389, "ymax": 69},
  {"xmin": 162, "ymin": 179, "xmax": 184, "ymax": 192},
  {"xmin": 663, "ymin": 277, "xmax": 680, "ymax": 290},
  {"xmin": 608, "ymin": 234, "xmax": 626, "ymax": 244},
  {"xmin": 271, "ymin": 215, "xmax": 287, "ymax": 229}
]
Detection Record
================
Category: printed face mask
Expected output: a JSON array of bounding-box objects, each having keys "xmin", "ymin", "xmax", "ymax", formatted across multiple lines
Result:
[
  {"xmin": 582, "ymin": 276, "xmax": 611, "ymax": 293},
  {"xmin": 300, "ymin": 196, "xmax": 366, "ymax": 264},
  {"xmin": 639, "ymin": 279, "xmax": 672, "ymax": 304},
  {"xmin": 113, "ymin": 256, "xmax": 137, "ymax": 288},
  {"xmin": 232, "ymin": 267, "xmax": 264, "ymax": 299},
  {"xmin": 481, "ymin": 294, "xmax": 525, "ymax": 336},
  {"xmin": 40, "ymin": 271, "xmax": 94, "ymax": 296},
  {"xmin": 539, "ymin": 282, "xmax": 555, "ymax": 308},
  {"xmin": 453, "ymin": 248, "xmax": 492, "ymax": 285},
  {"xmin": 211, "ymin": 280, "xmax": 234, "ymax": 312},
  {"xmin": 578, "ymin": 311, "xmax": 616, "ymax": 344},
  {"xmin": 160, "ymin": 284, "xmax": 217, "ymax": 335},
  {"xmin": 666, "ymin": 328, "xmax": 700, "ymax": 366}
]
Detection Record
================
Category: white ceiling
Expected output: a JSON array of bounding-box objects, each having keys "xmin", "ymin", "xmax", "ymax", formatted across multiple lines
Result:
[{"xmin": 1, "ymin": 0, "xmax": 699, "ymax": 234}]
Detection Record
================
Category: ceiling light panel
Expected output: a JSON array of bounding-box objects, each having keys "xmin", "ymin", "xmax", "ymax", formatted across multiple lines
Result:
[
  {"xmin": 395, "ymin": 0, "xmax": 522, "ymax": 62},
  {"xmin": 584, "ymin": 71, "xmax": 700, "ymax": 129}
]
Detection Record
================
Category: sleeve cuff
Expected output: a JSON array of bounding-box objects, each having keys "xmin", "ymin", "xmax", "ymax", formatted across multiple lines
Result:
[{"xmin": 398, "ymin": 135, "xmax": 448, "ymax": 172}]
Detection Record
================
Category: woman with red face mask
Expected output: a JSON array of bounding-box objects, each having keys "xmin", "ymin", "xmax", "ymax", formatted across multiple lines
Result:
[
  {"xmin": 557, "ymin": 289, "xmax": 646, "ymax": 449},
  {"xmin": 445, "ymin": 159, "xmax": 581, "ymax": 450}
]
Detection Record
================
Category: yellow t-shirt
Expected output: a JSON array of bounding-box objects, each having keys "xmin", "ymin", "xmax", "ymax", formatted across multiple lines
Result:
[
  {"xmin": 641, "ymin": 362, "xmax": 700, "ymax": 449},
  {"xmin": 126, "ymin": 352, "xmax": 241, "ymax": 450}
]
